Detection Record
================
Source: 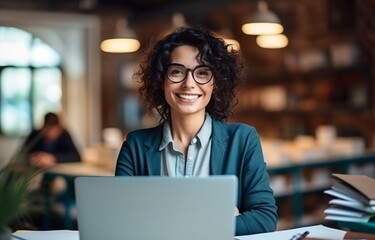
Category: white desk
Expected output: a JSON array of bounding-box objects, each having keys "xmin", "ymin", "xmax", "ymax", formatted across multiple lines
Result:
[
  {"xmin": 13, "ymin": 230, "xmax": 78, "ymax": 240},
  {"xmin": 46, "ymin": 162, "xmax": 114, "ymax": 177},
  {"xmin": 13, "ymin": 225, "xmax": 375, "ymax": 240}
]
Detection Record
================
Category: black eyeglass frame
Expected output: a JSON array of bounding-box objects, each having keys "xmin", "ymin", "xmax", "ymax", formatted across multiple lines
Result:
[{"xmin": 165, "ymin": 63, "xmax": 214, "ymax": 85}]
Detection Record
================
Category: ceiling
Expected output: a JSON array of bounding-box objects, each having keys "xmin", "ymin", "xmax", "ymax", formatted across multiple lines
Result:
[
  {"xmin": 95, "ymin": 0, "xmax": 244, "ymax": 13},
  {"xmin": 2, "ymin": 0, "xmax": 354, "ymax": 36},
  {"xmin": 88, "ymin": 0, "xmax": 259, "ymax": 26},
  {"xmin": 0, "ymin": 0, "xmax": 245, "ymax": 15}
]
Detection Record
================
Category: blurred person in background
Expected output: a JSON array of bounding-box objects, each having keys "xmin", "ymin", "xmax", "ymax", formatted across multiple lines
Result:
[{"xmin": 22, "ymin": 112, "xmax": 81, "ymax": 168}]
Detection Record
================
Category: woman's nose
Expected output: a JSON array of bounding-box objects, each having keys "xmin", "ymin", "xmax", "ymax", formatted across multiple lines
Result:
[{"xmin": 181, "ymin": 71, "xmax": 196, "ymax": 88}]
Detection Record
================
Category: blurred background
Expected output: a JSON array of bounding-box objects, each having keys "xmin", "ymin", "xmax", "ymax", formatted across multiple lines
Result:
[{"xmin": 0, "ymin": 0, "xmax": 374, "ymax": 231}]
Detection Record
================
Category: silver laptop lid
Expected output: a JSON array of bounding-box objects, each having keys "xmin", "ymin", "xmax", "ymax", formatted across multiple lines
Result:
[{"xmin": 75, "ymin": 176, "xmax": 237, "ymax": 240}]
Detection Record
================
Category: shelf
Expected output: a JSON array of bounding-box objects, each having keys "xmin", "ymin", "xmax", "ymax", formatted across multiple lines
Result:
[
  {"xmin": 234, "ymin": 57, "xmax": 373, "ymax": 145},
  {"xmin": 267, "ymin": 151, "xmax": 375, "ymax": 174},
  {"xmin": 233, "ymin": 108, "xmax": 371, "ymax": 116},
  {"xmin": 273, "ymin": 180, "xmax": 331, "ymax": 198},
  {"xmin": 245, "ymin": 65, "xmax": 370, "ymax": 84}
]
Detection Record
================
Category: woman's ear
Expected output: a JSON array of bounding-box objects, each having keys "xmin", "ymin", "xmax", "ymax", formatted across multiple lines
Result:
[
  {"xmin": 211, "ymin": 76, "xmax": 216, "ymax": 86},
  {"xmin": 212, "ymin": 81, "xmax": 217, "ymax": 92}
]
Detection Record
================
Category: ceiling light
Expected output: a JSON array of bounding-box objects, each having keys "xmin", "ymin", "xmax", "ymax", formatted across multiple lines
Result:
[
  {"xmin": 256, "ymin": 34, "xmax": 288, "ymax": 49},
  {"xmin": 241, "ymin": 1, "xmax": 284, "ymax": 35},
  {"xmin": 100, "ymin": 18, "xmax": 140, "ymax": 53}
]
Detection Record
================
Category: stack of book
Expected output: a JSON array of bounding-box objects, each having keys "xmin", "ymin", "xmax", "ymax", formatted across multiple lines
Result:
[{"xmin": 324, "ymin": 173, "xmax": 375, "ymax": 224}]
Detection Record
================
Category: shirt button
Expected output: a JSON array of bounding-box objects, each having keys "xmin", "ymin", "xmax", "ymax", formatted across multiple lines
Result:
[{"xmin": 192, "ymin": 138, "xmax": 197, "ymax": 143}]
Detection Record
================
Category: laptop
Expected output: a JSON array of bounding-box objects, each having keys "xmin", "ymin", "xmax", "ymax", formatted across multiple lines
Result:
[{"xmin": 75, "ymin": 176, "xmax": 238, "ymax": 240}]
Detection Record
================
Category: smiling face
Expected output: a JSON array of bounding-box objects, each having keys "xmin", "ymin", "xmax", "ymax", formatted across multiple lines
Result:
[{"xmin": 164, "ymin": 45, "xmax": 214, "ymax": 120}]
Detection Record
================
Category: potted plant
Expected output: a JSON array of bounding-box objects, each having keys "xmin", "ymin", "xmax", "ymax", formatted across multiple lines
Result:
[{"xmin": 0, "ymin": 150, "xmax": 40, "ymax": 240}]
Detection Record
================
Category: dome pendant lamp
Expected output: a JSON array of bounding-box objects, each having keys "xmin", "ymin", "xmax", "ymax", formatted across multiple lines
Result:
[
  {"xmin": 241, "ymin": 1, "xmax": 284, "ymax": 35},
  {"xmin": 100, "ymin": 18, "xmax": 140, "ymax": 53}
]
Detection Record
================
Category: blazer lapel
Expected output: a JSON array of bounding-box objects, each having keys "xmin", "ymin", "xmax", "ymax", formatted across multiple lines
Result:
[
  {"xmin": 210, "ymin": 120, "xmax": 228, "ymax": 175},
  {"xmin": 144, "ymin": 125, "xmax": 163, "ymax": 175}
]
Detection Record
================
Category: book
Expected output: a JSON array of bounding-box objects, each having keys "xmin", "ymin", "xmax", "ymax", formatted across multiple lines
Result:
[
  {"xmin": 324, "ymin": 207, "xmax": 374, "ymax": 221},
  {"xmin": 324, "ymin": 173, "xmax": 375, "ymax": 224},
  {"xmin": 325, "ymin": 214, "xmax": 374, "ymax": 223},
  {"xmin": 331, "ymin": 173, "xmax": 375, "ymax": 206},
  {"xmin": 324, "ymin": 189, "xmax": 359, "ymax": 203},
  {"xmin": 329, "ymin": 199, "xmax": 375, "ymax": 213}
]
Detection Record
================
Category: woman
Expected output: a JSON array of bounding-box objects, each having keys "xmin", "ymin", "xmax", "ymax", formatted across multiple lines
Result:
[{"xmin": 115, "ymin": 26, "xmax": 277, "ymax": 235}]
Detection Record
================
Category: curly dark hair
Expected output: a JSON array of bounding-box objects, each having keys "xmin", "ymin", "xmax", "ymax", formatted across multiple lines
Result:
[{"xmin": 135, "ymin": 26, "xmax": 243, "ymax": 122}]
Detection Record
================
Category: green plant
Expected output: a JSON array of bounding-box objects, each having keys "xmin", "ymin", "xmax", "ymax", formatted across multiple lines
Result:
[{"xmin": 0, "ymin": 141, "xmax": 42, "ymax": 233}]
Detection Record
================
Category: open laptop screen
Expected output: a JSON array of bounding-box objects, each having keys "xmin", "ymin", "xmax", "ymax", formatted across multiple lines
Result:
[{"xmin": 75, "ymin": 176, "xmax": 238, "ymax": 240}]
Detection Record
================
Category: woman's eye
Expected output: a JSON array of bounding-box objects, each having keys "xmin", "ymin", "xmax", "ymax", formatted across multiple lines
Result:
[
  {"xmin": 196, "ymin": 69, "xmax": 210, "ymax": 77},
  {"xmin": 197, "ymin": 71, "xmax": 208, "ymax": 76},
  {"xmin": 170, "ymin": 69, "xmax": 184, "ymax": 75}
]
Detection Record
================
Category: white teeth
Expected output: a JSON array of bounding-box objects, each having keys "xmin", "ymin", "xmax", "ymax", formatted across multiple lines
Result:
[{"xmin": 178, "ymin": 94, "xmax": 199, "ymax": 100}]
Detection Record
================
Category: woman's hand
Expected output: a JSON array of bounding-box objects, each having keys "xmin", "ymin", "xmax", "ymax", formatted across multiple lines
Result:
[
  {"xmin": 235, "ymin": 207, "xmax": 240, "ymax": 216},
  {"xmin": 30, "ymin": 151, "xmax": 57, "ymax": 168}
]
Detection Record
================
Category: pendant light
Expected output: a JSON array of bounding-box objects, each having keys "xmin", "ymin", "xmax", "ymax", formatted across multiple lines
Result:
[
  {"xmin": 256, "ymin": 34, "xmax": 288, "ymax": 49},
  {"xmin": 100, "ymin": 18, "xmax": 140, "ymax": 53},
  {"xmin": 241, "ymin": 1, "xmax": 284, "ymax": 35}
]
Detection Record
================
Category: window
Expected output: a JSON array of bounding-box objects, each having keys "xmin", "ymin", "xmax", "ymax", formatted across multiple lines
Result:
[{"xmin": 0, "ymin": 26, "xmax": 62, "ymax": 136}]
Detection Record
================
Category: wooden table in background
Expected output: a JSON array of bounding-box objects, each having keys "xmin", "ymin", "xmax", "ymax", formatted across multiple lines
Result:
[{"xmin": 41, "ymin": 162, "xmax": 113, "ymax": 229}]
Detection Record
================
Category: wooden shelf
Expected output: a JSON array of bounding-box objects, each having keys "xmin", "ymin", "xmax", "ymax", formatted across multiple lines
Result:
[{"xmin": 232, "ymin": 52, "xmax": 374, "ymax": 145}]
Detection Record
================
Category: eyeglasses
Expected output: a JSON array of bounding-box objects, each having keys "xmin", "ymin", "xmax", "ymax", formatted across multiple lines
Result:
[{"xmin": 166, "ymin": 64, "xmax": 213, "ymax": 85}]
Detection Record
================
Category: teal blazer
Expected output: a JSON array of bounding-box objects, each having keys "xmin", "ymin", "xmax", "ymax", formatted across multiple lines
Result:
[{"xmin": 115, "ymin": 119, "xmax": 278, "ymax": 236}]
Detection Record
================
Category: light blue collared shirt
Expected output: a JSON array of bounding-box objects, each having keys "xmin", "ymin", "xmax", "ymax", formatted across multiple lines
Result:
[{"xmin": 159, "ymin": 114, "xmax": 212, "ymax": 177}]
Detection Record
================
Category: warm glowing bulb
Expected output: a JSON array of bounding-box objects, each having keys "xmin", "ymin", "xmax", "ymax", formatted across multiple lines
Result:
[
  {"xmin": 100, "ymin": 38, "xmax": 140, "ymax": 53},
  {"xmin": 256, "ymin": 34, "xmax": 288, "ymax": 49},
  {"xmin": 241, "ymin": 22, "xmax": 283, "ymax": 35}
]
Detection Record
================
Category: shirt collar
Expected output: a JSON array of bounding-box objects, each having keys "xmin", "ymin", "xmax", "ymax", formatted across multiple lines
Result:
[
  {"xmin": 159, "ymin": 113, "xmax": 212, "ymax": 150},
  {"xmin": 160, "ymin": 120, "xmax": 173, "ymax": 150},
  {"xmin": 197, "ymin": 113, "xmax": 212, "ymax": 148}
]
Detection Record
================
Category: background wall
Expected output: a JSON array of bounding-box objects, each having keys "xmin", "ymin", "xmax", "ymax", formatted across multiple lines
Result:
[{"xmin": 0, "ymin": 10, "xmax": 101, "ymax": 163}]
